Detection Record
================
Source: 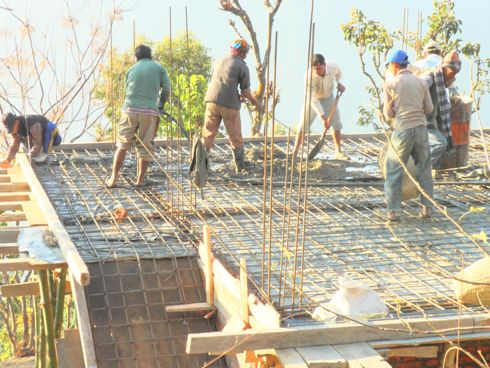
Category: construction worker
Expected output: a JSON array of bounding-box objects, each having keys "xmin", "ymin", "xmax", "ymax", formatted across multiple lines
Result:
[
  {"xmin": 383, "ymin": 49, "xmax": 434, "ymax": 221},
  {"xmin": 1, "ymin": 113, "xmax": 61, "ymax": 167},
  {"xmin": 106, "ymin": 44, "xmax": 170, "ymax": 188},
  {"xmin": 413, "ymin": 40, "xmax": 442, "ymax": 69},
  {"xmin": 201, "ymin": 38, "xmax": 258, "ymax": 173},
  {"xmin": 422, "ymin": 50, "xmax": 462, "ymax": 168},
  {"xmin": 293, "ymin": 53, "xmax": 347, "ymax": 159}
]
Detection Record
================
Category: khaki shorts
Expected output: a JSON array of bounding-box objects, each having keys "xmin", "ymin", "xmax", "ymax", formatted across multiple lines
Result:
[
  {"xmin": 117, "ymin": 112, "xmax": 158, "ymax": 161},
  {"xmin": 298, "ymin": 94, "xmax": 342, "ymax": 134},
  {"xmin": 201, "ymin": 102, "xmax": 243, "ymax": 150}
]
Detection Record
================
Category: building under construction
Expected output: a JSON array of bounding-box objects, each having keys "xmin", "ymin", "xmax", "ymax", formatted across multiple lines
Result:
[{"xmin": 1, "ymin": 129, "xmax": 490, "ymax": 368}]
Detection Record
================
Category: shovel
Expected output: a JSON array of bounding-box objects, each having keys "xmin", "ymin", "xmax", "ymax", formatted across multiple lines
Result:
[
  {"xmin": 159, "ymin": 110, "xmax": 190, "ymax": 142},
  {"xmin": 307, "ymin": 90, "xmax": 343, "ymax": 161}
]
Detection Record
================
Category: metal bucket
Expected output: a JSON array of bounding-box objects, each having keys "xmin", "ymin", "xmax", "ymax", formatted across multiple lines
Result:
[
  {"xmin": 436, "ymin": 95, "xmax": 473, "ymax": 169},
  {"xmin": 379, "ymin": 145, "xmax": 419, "ymax": 202}
]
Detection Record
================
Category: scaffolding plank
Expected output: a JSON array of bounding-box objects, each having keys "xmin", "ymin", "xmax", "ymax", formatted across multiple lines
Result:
[
  {"xmin": 0, "ymin": 193, "xmax": 30, "ymax": 202},
  {"xmin": 275, "ymin": 348, "xmax": 308, "ymax": 368},
  {"xmin": 0, "ymin": 202, "xmax": 24, "ymax": 211},
  {"xmin": 296, "ymin": 345, "xmax": 347, "ymax": 368},
  {"xmin": 0, "ymin": 243, "xmax": 19, "ymax": 255},
  {"xmin": 165, "ymin": 302, "xmax": 215, "ymax": 313},
  {"xmin": 0, "ymin": 259, "xmax": 67, "ymax": 272},
  {"xmin": 0, "ymin": 229, "xmax": 19, "ymax": 243},
  {"xmin": 0, "ymin": 182, "xmax": 30, "ymax": 192},
  {"xmin": 0, "ymin": 280, "xmax": 71, "ymax": 297},
  {"xmin": 333, "ymin": 342, "xmax": 391, "ymax": 368},
  {"xmin": 22, "ymin": 201, "xmax": 47, "ymax": 226},
  {"xmin": 0, "ymin": 212, "xmax": 26, "ymax": 222}
]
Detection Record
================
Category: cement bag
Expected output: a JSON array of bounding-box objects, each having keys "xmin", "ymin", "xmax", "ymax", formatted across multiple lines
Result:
[
  {"xmin": 17, "ymin": 227, "xmax": 64, "ymax": 263},
  {"xmin": 454, "ymin": 256, "xmax": 490, "ymax": 306},
  {"xmin": 379, "ymin": 145, "xmax": 419, "ymax": 201},
  {"xmin": 312, "ymin": 276, "xmax": 388, "ymax": 322}
]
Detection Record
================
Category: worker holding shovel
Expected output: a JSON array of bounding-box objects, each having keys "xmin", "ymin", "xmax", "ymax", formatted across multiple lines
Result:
[{"xmin": 293, "ymin": 53, "xmax": 347, "ymax": 160}]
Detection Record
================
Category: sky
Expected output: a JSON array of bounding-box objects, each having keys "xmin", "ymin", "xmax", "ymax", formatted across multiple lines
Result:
[{"xmin": 1, "ymin": 0, "xmax": 489, "ymax": 138}]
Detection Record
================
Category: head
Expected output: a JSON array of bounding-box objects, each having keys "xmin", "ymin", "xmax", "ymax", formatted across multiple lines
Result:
[
  {"xmin": 386, "ymin": 49, "xmax": 410, "ymax": 75},
  {"xmin": 423, "ymin": 40, "xmax": 441, "ymax": 57},
  {"xmin": 312, "ymin": 53, "xmax": 326, "ymax": 76},
  {"xmin": 2, "ymin": 113, "xmax": 19, "ymax": 134},
  {"xmin": 230, "ymin": 38, "xmax": 250, "ymax": 58},
  {"xmin": 442, "ymin": 50, "xmax": 461, "ymax": 87},
  {"xmin": 134, "ymin": 44, "xmax": 152, "ymax": 61}
]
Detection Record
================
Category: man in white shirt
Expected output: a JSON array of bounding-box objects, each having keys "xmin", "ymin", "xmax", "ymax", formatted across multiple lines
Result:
[
  {"xmin": 293, "ymin": 53, "xmax": 346, "ymax": 159},
  {"xmin": 414, "ymin": 40, "xmax": 442, "ymax": 69}
]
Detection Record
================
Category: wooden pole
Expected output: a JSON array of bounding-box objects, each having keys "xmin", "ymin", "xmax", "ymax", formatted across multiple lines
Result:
[
  {"xmin": 38, "ymin": 270, "xmax": 58, "ymax": 368},
  {"xmin": 203, "ymin": 225, "xmax": 214, "ymax": 305},
  {"xmin": 54, "ymin": 269, "xmax": 67, "ymax": 339},
  {"xmin": 240, "ymin": 258, "xmax": 249, "ymax": 325}
]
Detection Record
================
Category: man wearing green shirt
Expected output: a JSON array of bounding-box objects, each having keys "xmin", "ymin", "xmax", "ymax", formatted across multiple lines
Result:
[{"xmin": 106, "ymin": 44, "xmax": 170, "ymax": 188}]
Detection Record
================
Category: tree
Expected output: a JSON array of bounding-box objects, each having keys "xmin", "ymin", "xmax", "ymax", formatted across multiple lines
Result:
[
  {"xmin": 219, "ymin": 0, "xmax": 283, "ymax": 136},
  {"xmin": 93, "ymin": 33, "xmax": 212, "ymax": 140}
]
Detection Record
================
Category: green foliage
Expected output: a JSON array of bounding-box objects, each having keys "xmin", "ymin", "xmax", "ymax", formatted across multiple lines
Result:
[
  {"xmin": 425, "ymin": 0, "xmax": 462, "ymax": 54},
  {"xmin": 94, "ymin": 32, "xmax": 212, "ymax": 140},
  {"xmin": 461, "ymin": 42, "xmax": 490, "ymax": 109}
]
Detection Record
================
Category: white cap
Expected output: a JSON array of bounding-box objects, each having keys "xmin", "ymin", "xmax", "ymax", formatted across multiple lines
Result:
[{"xmin": 423, "ymin": 40, "xmax": 441, "ymax": 53}]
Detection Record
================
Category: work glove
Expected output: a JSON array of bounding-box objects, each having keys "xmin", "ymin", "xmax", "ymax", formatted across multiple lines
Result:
[{"xmin": 0, "ymin": 159, "xmax": 11, "ymax": 169}]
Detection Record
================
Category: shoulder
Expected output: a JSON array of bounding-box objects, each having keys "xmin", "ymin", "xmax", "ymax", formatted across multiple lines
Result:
[{"xmin": 325, "ymin": 61, "xmax": 341, "ymax": 72}]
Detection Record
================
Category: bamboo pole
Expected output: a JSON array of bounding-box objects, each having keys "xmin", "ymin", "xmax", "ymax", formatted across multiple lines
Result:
[
  {"xmin": 38, "ymin": 270, "xmax": 58, "ymax": 368},
  {"xmin": 54, "ymin": 269, "xmax": 67, "ymax": 339},
  {"xmin": 203, "ymin": 225, "xmax": 214, "ymax": 305},
  {"xmin": 240, "ymin": 258, "xmax": 249, "ymax": 325},
  {"xmin": 34, "ymin": 296, "xmax": 43, "ymax": 368}
]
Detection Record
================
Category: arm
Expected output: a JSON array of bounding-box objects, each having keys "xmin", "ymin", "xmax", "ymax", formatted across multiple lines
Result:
[
  {"xmin": 158, "ymin": 68, "xmax": 171, "ymax": 110},
  {"xmin": 383, "ymin": 83, "xmax": 396, "ymax": 121},
  {"xmin": 28, "ymin": 122, "xmax": 44, "ymax": 157},
  {"xmin": 333, "ymin": 63, "xmax": 346, "ymax": 92},
  {"xmin": 6, "ymin": 134, "xmax": 21, "ymax": 162},
  {"xmin": 423, "ymin": 85, "xmax": 434, "ymax": 116},
  {"xmin": 241, "ymin": 88, "xmax": 258, "ymax": 107}
]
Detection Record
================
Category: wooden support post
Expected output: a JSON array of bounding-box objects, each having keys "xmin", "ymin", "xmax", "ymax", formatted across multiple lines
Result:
[
  {"xmin": 203, "ymin": 225, "xmax": 214, "ymax": 305},
  {"xmin": 0, "ymin": 259, "xmax": 67, "ymax": 272},
  {"xmin": 240, "ymin": 258, "xmax": 249, "ymax": 326},
  {"xmin": 0, "ymin": 244, "xmax": 19, "ymax": 255},
  {"xmin": 38, "ymin": 270, "xmax": 58, "ymax": 368},
  {"xmin": 54, "ymin": 269, "xmax": 67, "ymax": 339}
]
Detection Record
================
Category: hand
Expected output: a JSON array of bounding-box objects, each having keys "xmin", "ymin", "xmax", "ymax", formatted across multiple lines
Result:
[
  {"xmin": 337, "ymin": 83, "xmax": 346, "ymax": 93},
  {"xmin": 321, "ymin": 115, "xmax": 330, "ymax": 130},
  {"xmin": 0, "ymin": 159, "xmax": 11, "ymax": 169}
]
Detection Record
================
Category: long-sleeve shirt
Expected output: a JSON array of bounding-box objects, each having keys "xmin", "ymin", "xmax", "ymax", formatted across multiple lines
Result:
[
  {"xmin": 383, "ymin": 69, "xmax": 433, "ymax": 131},
  {"xmin": 306, "ymin": 62, "xmax": 342, "ymax": 117},
  {"xmin": 6, "ymin": 122, "xmax": 43, "ymax": 162}
]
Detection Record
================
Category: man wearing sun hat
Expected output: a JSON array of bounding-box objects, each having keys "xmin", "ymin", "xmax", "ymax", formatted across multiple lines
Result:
[
  {"xmin": 201, "ymin": 38, "xmax": 258, "ymax": 173},
  {"xmin": 383, "ymin": 49, "xmax": 434, "ymax": 221},
  {"xmin": 414, "ymin": 40, "xmax": 442, "ymax": 69}
]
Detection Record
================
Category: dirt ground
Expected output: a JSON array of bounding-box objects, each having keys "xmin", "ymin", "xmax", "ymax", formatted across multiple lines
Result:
[
  {"xmin": 211, "ymin": 145, "xmax": 381, "ymax": 182},
  {"xmin": 0, "ymin": 357, "xmax": 34, "ymax": 368}
]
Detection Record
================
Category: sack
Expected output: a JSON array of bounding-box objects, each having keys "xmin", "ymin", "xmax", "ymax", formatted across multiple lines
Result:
[
  {"xmin": 189, "ymin": 137, "xmax": 209, "ymax": 189},
  {"xmin": 43, "ymin": 121, "xmax": 62, "ymax": 153}
]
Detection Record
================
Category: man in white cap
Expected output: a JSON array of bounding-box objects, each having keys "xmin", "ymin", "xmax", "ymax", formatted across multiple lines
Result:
[
  {"xmin": 383, "ymin": 49, "xmax": 434, "ymax": 221},
  {"xmin": 414, "ymin": 40, "xmax": 442, "ymax": 69}
]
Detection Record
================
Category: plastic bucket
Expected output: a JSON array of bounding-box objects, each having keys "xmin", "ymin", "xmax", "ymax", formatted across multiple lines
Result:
[
  {"xmin": 379, "ymin": 145, "xmax": 419, "ymax": 202},
  {"xmin": 436, "ymin": 96, "xmax": 472, "ymax": 169}
]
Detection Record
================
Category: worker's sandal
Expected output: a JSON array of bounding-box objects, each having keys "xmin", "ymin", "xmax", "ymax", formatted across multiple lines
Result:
[{"xmin": 386, "ymin": 211, "xmax": 400, "ymax": 222}]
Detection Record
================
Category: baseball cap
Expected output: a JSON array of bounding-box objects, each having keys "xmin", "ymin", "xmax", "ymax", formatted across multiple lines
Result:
[
  {"xmin": 386, "ymin": 49, "xmax": 410, "ymax": 65},
  {"xmin": 424, "ymin": 40, "xmax": 441, "ymax": 53},
  {"xmin": 442, "ymin": 50, "xmax": 461, "ymax": 72}
]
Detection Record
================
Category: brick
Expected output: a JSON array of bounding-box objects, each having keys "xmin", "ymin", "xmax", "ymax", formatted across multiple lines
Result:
[{"xmin": 424, "ymin": 358, "xmax": 439, "ymax": 367}]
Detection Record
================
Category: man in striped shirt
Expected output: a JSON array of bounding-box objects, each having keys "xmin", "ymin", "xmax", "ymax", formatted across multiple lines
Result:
[{"xmin": 106, "ymin": 44, "xmax": 170, "ymax": 188}]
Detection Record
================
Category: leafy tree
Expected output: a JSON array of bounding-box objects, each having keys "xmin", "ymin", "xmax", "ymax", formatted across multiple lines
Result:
[{"xmin": 94, "ymin": 33, "xmax": 212, "ymax": 139}]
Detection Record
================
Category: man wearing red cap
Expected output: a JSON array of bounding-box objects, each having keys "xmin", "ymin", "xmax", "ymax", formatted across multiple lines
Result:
[
  {"xmin": 201, "ymin": 39, "xmax": 258, "ymax": 173},
  {"xmin": 383, "ymin": 49, "xmax": 434, "ymax": 221}
]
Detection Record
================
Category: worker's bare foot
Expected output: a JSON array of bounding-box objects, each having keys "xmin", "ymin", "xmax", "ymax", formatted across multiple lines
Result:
[{"xmin": 105, "ymin": 177, "xmax": 118, "ymax": 188}]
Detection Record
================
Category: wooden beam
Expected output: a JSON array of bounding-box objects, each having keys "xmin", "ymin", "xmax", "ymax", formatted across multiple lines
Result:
[
  {"xmin": 0, "ymin": 176, "xmax": 10, "ymax": 183},
  {"xmin": 370, "ymin": 331, "xmax": 490, "ymax": 348},
  {"xmin": 17, "ymin": 154, "xmax": 89, "ymax": 286},
  {"xmin": 186, "ymin": 313, "xmax": 486, "ymax": 354},
  {"xmin": 55, "ymin": 329, "xmax": 84, "ymax": 368},
  {"xmin": 0, "ymin": 243, "xmax": 19, "ymax": 255},
  {"xmin": 275, "ymin": 349, "xmax": 308, "ymax": 368},
  {"xmin": 0, "ymin": 193, "xmax": 30, "ymax": 202},
  {"xmin": 7, "ymin": 165, "xmax": 26, "ymax": 183},
  {"xmin": 203, "ymin": 225, "xmax": 214, "ymax": 305},
  {"xmin": 0, "ymin": 182, "xmax": 30, "ymax": 192},
  {"xmin": 0, "ymin": 229, "xmax": 19, "ymax": 243},
  {"xmin": 385, "ymin": 346, "xmax": 438, "ymax": 358},
  {"xmin": 22, "ymin": 201, "xmax": 46, "ymax": 226},
  {"xmin": 0, "ymin": 212, "xmax": 26, "ymax": 222},
  {"xmin": 165, "ymin": 302, "xmax": 215, "ymax": 314},
  {"xmin": 297, "ymin": 345, "xmax": 347, "ymax": 368},
  {"xmin": 0, "ymin": 280, "xmax": 71, "ymax": 297},
  {"xmin": 0, "ymin": 202, "xmax": 24, "ymax": 211},
  {"xmin": 333, "ymin": 342, "xmax": 391, "ymax": 368},
  {"xmin": 240, "ymin": 258, "xmax": 249, "ymax": 325},
  {"xmin": 0, "ymin": 259, "xmax": 67, "ymax": 272}
]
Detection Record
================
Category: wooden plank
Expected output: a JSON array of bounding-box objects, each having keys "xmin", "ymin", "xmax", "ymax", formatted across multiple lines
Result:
[
  {"xmin": 0, "ymin": 259, "xmax": 67, "ymax": 272},
  {"xmin": 56, "ymin": 329, "xmax": 84, "ymax": 368},
  {"xmin": 69, "ymin": 271, "xmax": 97, "ymax": 368},
  {"xmin": 186, "ymin": 313, "xmax": 485, "ymax": 354},
  {"xmin": 0, "ymin": 280, "xmax": 71, "ymax": 297},
  {"xmin": 22, "ymin": 201, "xmax": 47, "ymax": 226},
  {"xmin": 0, "ymin": 193, "xmax": 30, "ymax": 202},
  {"xmin": 0, "ymin": 176, "xmax": 10, "ymax": 183},
  {"xmin": 0, "ymin": 229, "xmax": 19, "ymax": 243},
  {"xmin": 385, "ymin": 346, "xmax": 438, "ymax": 358},
  {"xmin": 0, "ymin": 212, "xmax": 26, "ymax": 222},
  {"xmin": 17, "ymin": 154, "xmax": 89, "ymax": 286},
  {"xmin": 370, "ymin": 331, "xmax": 490, "ymax": 348},
  {"xmin": 203, "ymin": 225, "xmax": 214, "ymax": 305},
  {"xmin": 240, "ymin": 258, "xmax": 249, "ymax": 325},
  {"xmin": 275, "ymin": 349, "xmax": 308, "ymax": 368},
  {"xmin": 0, "ymin": 243, "xmax": 19, "ymax": 255},
  {"xmin": 297, "ymin": 345, "xmax": 347, "ymax": 368},
  {"xmin": 165, "ymin": 302, "xmax": 215, "ymax": 313},
  {"xmin": 0, "ymin": 202, "xmax": 24, "ymax": 211},
  {"xmin": 7, "ymin": 165, "xmax": 26, "ymax": 183},
  {"xmin": 222, "ymin": 316, "xmax": 247, "ymax": 332},
  {"xmin": 0, "ymin": 182, "xmax": 30, "ymax": 192},
  {"xmin": 333, "ymin": 342, "xmax": 391, "ymax": 368}
]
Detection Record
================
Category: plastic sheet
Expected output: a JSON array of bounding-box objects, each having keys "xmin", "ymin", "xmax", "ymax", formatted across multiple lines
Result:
[{"xmin": 17, "ymin": 227, "xmax": 64, "ymax": 263}]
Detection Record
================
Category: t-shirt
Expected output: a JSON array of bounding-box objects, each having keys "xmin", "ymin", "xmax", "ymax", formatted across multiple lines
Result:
[
  {"xmin": 123, "ymin": 59, "xmax": 170, "ymax": 111},
  {"xmin": 205, "ymin": 55, "xmax": 251, "ymax": 110},
  {"xmin": 306, "ymin": 62, "xmax": 342, "ymax": 117}
]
